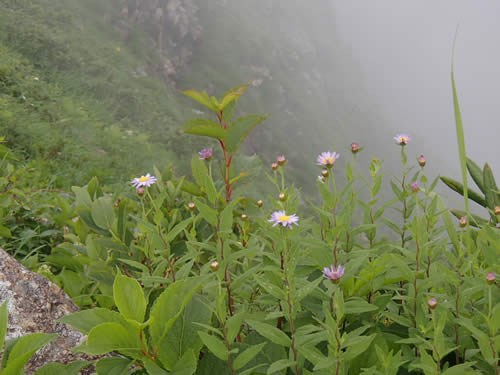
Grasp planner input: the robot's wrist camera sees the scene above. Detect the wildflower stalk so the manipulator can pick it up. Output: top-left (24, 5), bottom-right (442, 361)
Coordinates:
top-left (400, 146), bottom-right (409, 248)
top-left (431, 308), bottom-right (441, 374)
top-left (282, 233), bottom-right (299, 375)
top-left (487, 284), bottom-right (499, 375)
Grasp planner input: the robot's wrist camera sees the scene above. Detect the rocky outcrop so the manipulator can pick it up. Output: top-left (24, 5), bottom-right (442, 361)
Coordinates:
top-left (118, 0), bottom-right (202, 83)
top-left (0, 249), bottom-right (94, 374)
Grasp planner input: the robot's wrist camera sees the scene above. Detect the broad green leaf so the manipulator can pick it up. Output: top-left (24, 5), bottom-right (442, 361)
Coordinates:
top-left (225, 114), bottom-right (269, 154)
top-left (184, 118), bottom-right (226, 140)
top-left (191, 156), bottom-right (208, 189)
top-left (35, 360), bottom-right (92, 375)
top-left (233, 343), bottom-right (267, 370)
top-left (143, 358), bottom-right (170, 375)
top-left (150, 278), bottom-right (203, 355)
top-left (0, 226), bottom-right (12, 238)
top-left (113, 274), bottom-right (146, 322)
top-left (91, 197), bottom-right (114, 230)
top-left (156, 295), bottom-right (211, 369)
top-left (170, 350), bottom-right (198, 375)
top-left (72, 186), bottom-right (92, 208)
top-left (96, 357), bottom-right (133, 375)
top-left (198, 332), bottom-right (227, 361)
top-left (181, 90), bottom-right (219, 112)
top-left (2, 333), bottom-right (57, 375)
top-left (80, 322), bottom-right (141, 355)
top-left (58, 308), bottom-right (126, 334)
top-left (219, 84), bottom-right (249, 111)
top-left (246, 320), bottom-right (291, 347)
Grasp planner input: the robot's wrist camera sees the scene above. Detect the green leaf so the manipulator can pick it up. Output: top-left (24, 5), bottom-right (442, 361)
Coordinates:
top-left (80, 322), bottom-right (141, 355)
top-left (225, 114), bottom-right (269, 154)
top-left (451, 62), bottom-right (469, 216)
top-left (344, 299), bottom-right (378, 314)
top-left (219, 204), bottom-right (233, 234)
top-left (193, 199), bottom-right (217, 226)
top-left (483, 163), bottom-right (499, 211)
top-left (204, 174), bottom-right (217, 205)
top-left (439, 176), bottom-right (486, 207)
top-left (219, 84), bottom-right (249, 111)
top-left (198, 332), bottom-right (227, 361)
top-left (170, 350), bottom-right (198, 375)
top-left (440, 363), bottom-right (477, 375)
top-left (183, 118), bottom-right (227, 140)
top-left (143, 358), bottom-right (170, 375)
top-left (150, 278), bottom-right (203, 357)
top-left (58, 308), bottom-right (126, 334)
top-left (96, 357), bottom-right (134, 375)
top-left (72, 186), bottom-right (92, 208)
top-left (35, 360), bottom-right (92, 375)
top-left (156, 295), bottom-right (211, 370)
top-left (233, 343), bottom-right (267, 370)
top-left (113, 274), bottom-right (146, 322)
top-left (91, 197), bottom-right (115, 230)
top-left (2, 333), bottom-right (57, 375)
top-left (343, 334), bottom-right (376, 361)
top-left (181, 90), bottom-right (219, 112)
top-left (246, 320), bottom-right (291, 347)
top-left (0, 226), bottom-right (12, 238)
top-left (466, 157), bottom-right (485, 193)
top-left (226, 312), bottom-right (246, 344)
top-left (267, 359), bottom-right (295, 374)
top-left (165, 217), bottom-right (194, 243)
top-left (0, 300), bottom-right (8, 352)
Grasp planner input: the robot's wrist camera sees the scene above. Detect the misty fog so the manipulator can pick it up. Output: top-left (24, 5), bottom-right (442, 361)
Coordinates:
top-left (331, 1), bottom-right (499, 180)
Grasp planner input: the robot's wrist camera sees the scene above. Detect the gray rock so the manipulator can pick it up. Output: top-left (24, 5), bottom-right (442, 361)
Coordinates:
top-left (0, 249), bottom-right (96, 374)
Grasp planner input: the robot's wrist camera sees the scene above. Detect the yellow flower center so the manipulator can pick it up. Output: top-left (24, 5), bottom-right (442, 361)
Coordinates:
top-left (139, 176), bottom-right (149, 182)
top-left (326, 157), bottom-right (334, 164)
top-left (278, 215), bottom-right (290, 222)
top-left (400, 137), bottom-right (408, 143)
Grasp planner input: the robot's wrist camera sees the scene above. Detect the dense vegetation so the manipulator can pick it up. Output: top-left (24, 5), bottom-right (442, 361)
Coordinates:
top-left (0, 1), bottom-right (498, 374)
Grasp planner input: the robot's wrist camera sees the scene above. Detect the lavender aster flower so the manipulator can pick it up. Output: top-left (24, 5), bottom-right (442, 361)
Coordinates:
top-left (323, 264), bottom-right (345, 283)
top-left (268, 210), bottom-right (299, 229)
top-left (487, 272), bottom-right (496, 285)
top-left (131, 173), bottom-right (157, 188)
top-left (394, 134), bottom-right (411, 146)
top-left (198, 148), bottom-right (213, 161)
top-left (277, 155), bottom-right (286, 166)
top-left (317, 151), bottom-right (339, 168)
